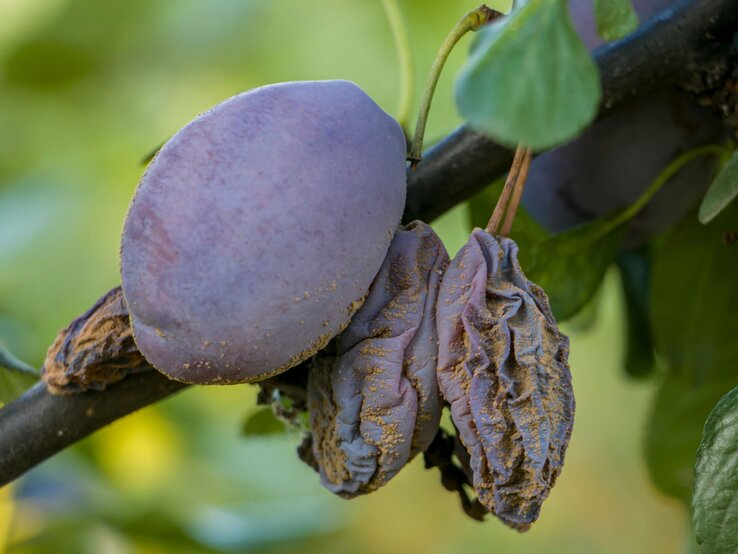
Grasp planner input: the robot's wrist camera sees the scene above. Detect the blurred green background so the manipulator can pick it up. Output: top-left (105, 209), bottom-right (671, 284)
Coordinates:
top-left (0, 0), bottom-right (688, 552)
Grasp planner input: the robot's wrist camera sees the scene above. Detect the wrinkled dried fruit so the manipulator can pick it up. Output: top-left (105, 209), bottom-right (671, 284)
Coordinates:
top-left (42, 287), bottom-right (151, 395)
top-left (436, 229), bottom-right (574, 529)
top-left (308, 221), bottom-right (449, 497)
top-left (120, 80), bottom-right (406, 385)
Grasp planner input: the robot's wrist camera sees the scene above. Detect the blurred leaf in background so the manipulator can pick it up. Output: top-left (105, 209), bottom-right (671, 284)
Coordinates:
top-left (242, 408), bottom-right (287, 437)
top-left (699, 147), bottom-right (738, 224)
top-left (616, 246), bottom-right (655, 379)
top-left (0, 345), bottom-right (38, 406)
top-left (592, 0), bottom-right (638, 42)
top-left (645, 201), bottom-right (738, 503)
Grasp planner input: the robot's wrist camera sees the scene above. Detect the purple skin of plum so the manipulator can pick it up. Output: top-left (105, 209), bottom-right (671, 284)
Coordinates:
top-left (522, 1), bottom-right (726, 241)
top-left (436, 229), bottom-right (574, 529)
top-left (120, 80), bottom-right (407, 384)
top-left (308, 221), bottom-right (449, 497)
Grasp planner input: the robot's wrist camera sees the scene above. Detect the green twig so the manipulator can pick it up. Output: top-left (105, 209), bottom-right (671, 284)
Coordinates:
top-left (407, 4), bottom-right (501, 166)
top-left (0, 345), bottom-right (38, 376)
top-left (600, 144), bottom-right (730, 237)
top-left (381, 0), bottom-right (414, 138)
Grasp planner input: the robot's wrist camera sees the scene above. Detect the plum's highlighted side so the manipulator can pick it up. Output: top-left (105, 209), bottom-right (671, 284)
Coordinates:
top-left (308, 222), bottom-right (449, 497)
top-left (120, 80), bottom-right (407, 384)
top-left (436, 229), bottom-right (574, 529)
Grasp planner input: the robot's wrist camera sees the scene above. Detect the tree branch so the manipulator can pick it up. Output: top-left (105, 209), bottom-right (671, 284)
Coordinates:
top-left (1, 0), bottom-right (736, 487)
top-left (0, 372), bottom-right (186, 485)
top-left (402, 0), bottom-right (738, 223)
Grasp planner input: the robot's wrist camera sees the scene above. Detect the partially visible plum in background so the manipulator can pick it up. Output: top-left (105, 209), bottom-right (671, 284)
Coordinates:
top-left (120, 80), bottom-right (407, 384)
top-left (522, 0), bottom-right (726, 241)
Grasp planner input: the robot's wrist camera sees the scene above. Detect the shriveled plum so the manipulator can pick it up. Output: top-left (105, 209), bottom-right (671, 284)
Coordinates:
top-left (308, 222), bottom-right (448, 496)
top-left (436, 229), bottom-right (574, 529)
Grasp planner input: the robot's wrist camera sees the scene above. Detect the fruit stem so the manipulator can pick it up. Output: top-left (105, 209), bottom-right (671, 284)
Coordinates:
top-left (486, 145), bottom-right (531, 236)
top-left (381, 0), bottom-right (414, 139)
top-left (500, 148), bottom-right (532, 236)
top-left (407, 4), bottom-right (501, 167)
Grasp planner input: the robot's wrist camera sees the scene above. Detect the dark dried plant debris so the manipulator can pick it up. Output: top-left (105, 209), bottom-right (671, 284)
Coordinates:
top-left (423, 427), bottom-right (488, 522)
top-left (42, 287), bottom-right (151, 395)
top-left (307, 222), bottom-right (449, 497)
top-left (256, 361), bottom-right (309, 408)
top-left (436, 229), bottom-right (575, 530)
top-left (682, 49), bottom-right (738, 133)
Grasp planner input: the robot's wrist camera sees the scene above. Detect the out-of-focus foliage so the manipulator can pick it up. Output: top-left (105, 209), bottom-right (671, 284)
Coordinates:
top-left (592, 0), bottom-right (638, 42)
top-left (0, 346), bottom-right (38, 405)
top-left (0, 0), bottom-right (700, 552)
top-left (616, 247), bottom-right (655, 379)
top-left (243, 408), bottom-right (286, 437)
top-left (699, 147), bottom-right (738, 223)
top-left (645, 201), bottom-right (738, 503)
top-left (651, 202), bottom-right (738, 384)
top-left (644, 376), bottom-right (737, 503)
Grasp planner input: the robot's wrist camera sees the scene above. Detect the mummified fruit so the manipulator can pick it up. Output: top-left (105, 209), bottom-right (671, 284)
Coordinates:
top-left (436, 229), bottom-right (574, 529)
top-left (120, 80), bottom-right (406, 384)
top-left (42, 287), bottom-right (151, 395)
top-left (308, 222), bottom-right (448, 497)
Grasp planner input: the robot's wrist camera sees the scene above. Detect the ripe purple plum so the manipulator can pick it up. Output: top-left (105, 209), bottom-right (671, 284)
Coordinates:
top-left (121, 80), bottom-right (407, 384)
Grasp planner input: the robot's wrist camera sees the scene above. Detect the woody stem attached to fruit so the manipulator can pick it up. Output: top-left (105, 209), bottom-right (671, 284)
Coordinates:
top-left (486, 145), bottom-right (532, 236)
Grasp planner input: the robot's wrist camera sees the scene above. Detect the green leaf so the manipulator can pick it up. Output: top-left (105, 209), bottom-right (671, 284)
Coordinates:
top-left (455, 0), bottom-right (601, 150)
top-left (616, 247), bottom-right (655, 379)
top-left (242, 407), bottom-right (286, 437)
top-left (651, 202), bottom-right (738, 383)
top-left (645, 197), bottom-right (738, 503)
top-left (563, 292), bottom-right (601, 333)
top-left (4, 38), bottom-right (98, 91)
top-left (699, 148), bottom-right (738, 224)
top-left (593, 0), bottom-right (639, 42)
top-left (140, 140), bottom-right (166, 166)
top-left (0, 344), bottom-right (39, 405)
top-left (694, 386), bottom-right (738, 553)
top-left (527, 145), bottom-right (726, 321)
top-left (525, 216), bottom-right (625, 320)
top-left (645, 376), bottom-right (738, 503)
